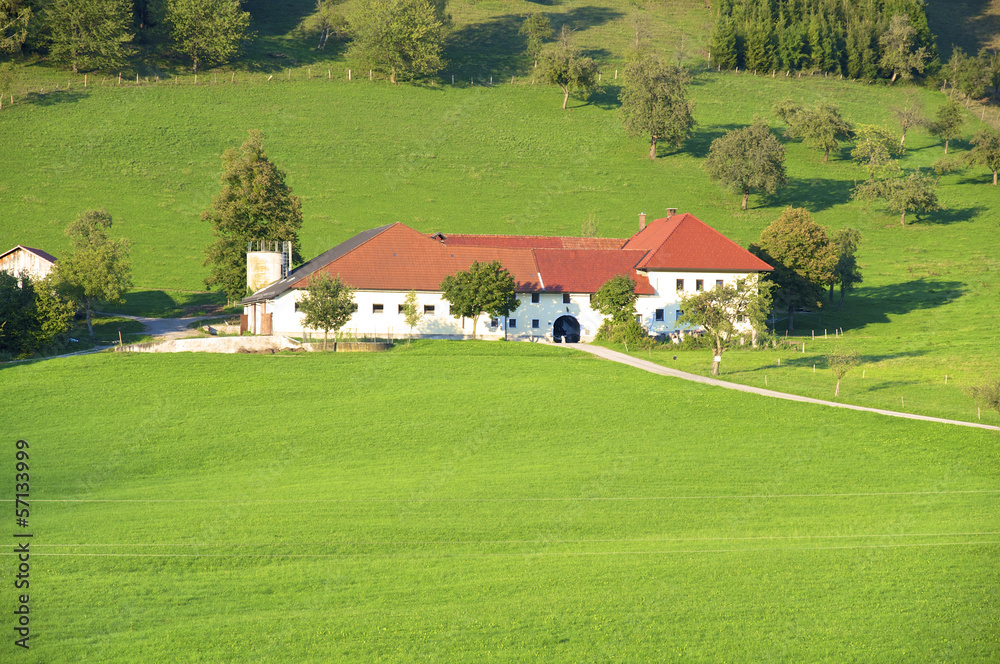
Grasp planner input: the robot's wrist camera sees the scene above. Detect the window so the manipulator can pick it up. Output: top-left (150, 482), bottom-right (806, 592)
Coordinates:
top-left (423, 305), bottom-right (435, 315)
top-left (563, 293), bottom-right (571, 304)
top-left (531, 319), bottom-right (540, 329)
top-left (716, 279), bottom-right (724, 288)
top-left (373, 303), bottom-right (384, 314)
top-left (675, 310), bottom-right (682, 319)
top-left (509, 319), bottom-right (517, 329)
top-left (636, 314), bottom-right (643, 325)
top-left (531, 293), bottom-right (540, 303)
top-left (294, 302), bottom-right (301, 312)
top-left (696, 279), bottom-right (704, 291)
top-left (589, 293), bottom-right (595, 303)
top-left (398, 304), bottom-right (406, 314)
top-left (490, 318), bottom-right (499, 328)
top-left (676, 279), bottom-right (684, 291)
top-left (655, 309), bottom-right (664, 322)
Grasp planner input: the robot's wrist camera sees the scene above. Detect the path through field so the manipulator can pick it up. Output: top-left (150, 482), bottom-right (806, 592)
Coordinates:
top-left (562, 342), bottom-right (1000, 431)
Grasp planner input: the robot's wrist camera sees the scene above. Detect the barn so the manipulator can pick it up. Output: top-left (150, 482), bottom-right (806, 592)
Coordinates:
top-left (240, 210), bottom-right (773, 342)
top-left (0, 245), bottom-right (57, 281)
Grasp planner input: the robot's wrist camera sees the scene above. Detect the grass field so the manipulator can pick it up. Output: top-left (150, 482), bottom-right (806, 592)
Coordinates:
top-left (2, 343), bottom-right (998, 661)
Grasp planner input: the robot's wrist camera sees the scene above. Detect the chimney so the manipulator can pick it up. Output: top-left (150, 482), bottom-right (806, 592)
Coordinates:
top-left (639, 212), bottom-right (646, 230)
top-left (665, 208), bottom-right (678, 219)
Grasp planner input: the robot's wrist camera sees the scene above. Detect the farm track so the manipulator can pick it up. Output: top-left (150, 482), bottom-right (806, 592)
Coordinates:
top-left (564, 342), bottom-right (1000, 431)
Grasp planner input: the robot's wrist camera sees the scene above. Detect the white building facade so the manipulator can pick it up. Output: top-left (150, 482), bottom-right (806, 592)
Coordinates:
top-left (241, 212), bottom-right (773, 342)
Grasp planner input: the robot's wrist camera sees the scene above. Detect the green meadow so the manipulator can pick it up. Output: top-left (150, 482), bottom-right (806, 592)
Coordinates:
top-left (2, 344), bottom-right (998, 661)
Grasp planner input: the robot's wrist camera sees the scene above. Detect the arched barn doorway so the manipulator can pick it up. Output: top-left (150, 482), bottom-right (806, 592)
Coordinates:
top-left (553, 315), bottom-right (581, 343)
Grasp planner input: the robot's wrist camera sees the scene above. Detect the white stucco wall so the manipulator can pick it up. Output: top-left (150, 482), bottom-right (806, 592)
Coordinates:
top-left (249, 269), bottom-right (762, 341)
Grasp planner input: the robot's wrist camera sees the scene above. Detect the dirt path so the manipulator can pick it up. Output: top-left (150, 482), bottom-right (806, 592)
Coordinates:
top-left (98, 313), bottom-right (222, 340)
top-left (562, 343), bottom-right (999, 432)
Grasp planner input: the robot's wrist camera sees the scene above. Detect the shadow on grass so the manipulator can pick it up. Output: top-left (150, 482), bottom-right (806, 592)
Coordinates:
top-left (686, 124), bottom-right (743, 158)
top-left (445, 14), bottom-right (527, 80)
top-left (772, 177), bottom-right (855, 213)
top-left (100, 290), bottom-right (228, 318)
top-left (785, 278), bottom-right (965, 334)
top-left (22, 87), bottom-right (92, 108)
top-left (778, 350), bottom-right (929, 371)
top-left (552, 6), bottom-right (625, 34)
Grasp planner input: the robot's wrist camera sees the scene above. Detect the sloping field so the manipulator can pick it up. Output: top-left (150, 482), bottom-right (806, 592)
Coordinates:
top-left (3, 344), bottom-right (998, 660)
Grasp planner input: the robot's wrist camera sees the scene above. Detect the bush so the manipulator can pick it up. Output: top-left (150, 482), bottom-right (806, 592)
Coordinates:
top-left (596, 318), bottom-right (652, 348)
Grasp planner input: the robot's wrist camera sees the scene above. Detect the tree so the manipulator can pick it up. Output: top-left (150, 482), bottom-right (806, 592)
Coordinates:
top-left (618, 55), bottom-right (694, 159)
top-left (538, 29), bottom-right (598, 110)
top-left (45, 0), bottom-right (133, 73)
top-left (166, 0), bottom-right (250, 74)
top-left (781, 102), bottom-right (853, 163)
top-left (348, 0), bottom-right (444, 84)
top-left (853, 171), bottom-right (940, 226)
top-left (299, 0), bottom-right (347, 51)
top-left (966, 127), bottom-right (1000, 185)
top-left (591, 273), bottom-right (645, 347)
top-left (947, 47), bottom-right (988, 101)
top-left (710, 15), bottom-right (737, 69)
top-left (749, 207), bottom-right (836, 331)
top-left (0, 272), bottom-right (42, 358)
top-left (297, 273), bottom-right (355, 350)
top-left (890, 96), bottom-right (925, 148)
top-left (851, 124), bottom-right (903, 181)
top-left (827, 349), bottom-right (860, 397)
top-left (929, 99), bottom-right (964, 154)
top-left (830, 228), bottom-right (862, 310)
top-left (440, 260), bottom-right (520, 339)
top-left (704, 118), bottom-right (787, 211)
top-left (0, 60), bottom-right (19, 110)
top-left (519, 12), bottom-right (552, 69)
top-left (0, 0), bottom-right (31, 54)
top-left (677, 277), bottom-right (774, 376)
top-left (401, 289), bottom-right (422, 345)
top-left (52, 209), bottom-right (132, 338)
top-left (203, 130), bottom-right (304, 303)
top-left (967, 378), bottom-right (1000, 422)
top-left (878, 14), bottom-right (928, 83)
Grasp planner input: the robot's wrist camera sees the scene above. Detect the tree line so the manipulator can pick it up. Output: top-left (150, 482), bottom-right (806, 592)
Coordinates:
top-left (709, 0), bottom-right (936, 81)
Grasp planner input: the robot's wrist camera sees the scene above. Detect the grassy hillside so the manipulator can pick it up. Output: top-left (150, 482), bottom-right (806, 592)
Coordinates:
top-left (3, 344), bottom-right (998, 661)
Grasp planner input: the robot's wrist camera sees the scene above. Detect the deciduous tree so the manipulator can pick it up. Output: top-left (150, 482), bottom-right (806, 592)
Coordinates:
top-left (966, 377), bottom-right (1000, 422)
top-left (890, 96), bottom-right (925, 148)
top-left (878, 14), bottom-right (928, 83)
top-left (348, 0), bottom-right (444, 84)
top-left (0, 60), bottom-right (19, 110)
top-left (704, 118), bottom-right (787, 210)
top-left (851, 124), bottom-right (903, 181)
top-left (779, 101), bottom-right (853, 163)
top-left (853, 171), bottom-right (940, 226)
top-left (827, 348), bottom-right (860, 397)
top-left (930, 98), bottom-right (963, 154)
top-left (591, 273), bottom-right (646, 347)
top-left (203, 130), bottom-right (303, 303)
top-left (440, 260), bottom-right (520, 339)
top-left (966, 127), bottom-right (1000, 185)
top-left (749, 207), bottom-right (836, 331)
top-left (539, 28), bottom-right (598, 110)
top-left (830, 227), bottom-right (862, 310)
top-left (619, 55), bottom-right (694, 159)
top-left (52, 209), bottom-right (132, 338)
top-left (166, 0), bottom-right (250, 74)
top-left (618, 57), bottom-right (694, 159)
top-left (519, 12), bottom-right (551, 69)
top-left (45, 0), bottom-right (133, 73)
top-left (297, 273), bottom-right (355, 350)
top-left (298, 0), bottom-right (347, 51)
top-left (401, 289), bottom-right (422, 344)
top-left (677, 276), bottom-right (773, 375)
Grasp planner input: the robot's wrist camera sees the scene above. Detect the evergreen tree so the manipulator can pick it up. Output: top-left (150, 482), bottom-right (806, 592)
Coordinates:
top-left (744, 20), bottom-right (775, 72)
top-left (710, 16), bottom-right (738, 69)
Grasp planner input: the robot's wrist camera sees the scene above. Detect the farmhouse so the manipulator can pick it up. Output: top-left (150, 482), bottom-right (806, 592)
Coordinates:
top-left (0, 245), bottom-right (56, 281)
top-left (241, 210), bottom-right (772, 341)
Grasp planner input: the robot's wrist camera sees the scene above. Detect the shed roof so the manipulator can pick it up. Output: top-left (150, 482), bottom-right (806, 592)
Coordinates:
top-left (0, 245), bottom-right (57, 264)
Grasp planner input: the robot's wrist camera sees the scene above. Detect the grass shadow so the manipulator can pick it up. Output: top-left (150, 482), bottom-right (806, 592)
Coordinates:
top-left (912, 205), bottom-right (987, 225)
top-left (21, 87), bottom-right (92, 108)
top-left (100, 290), bottom-right (228, 318)
top-left (772, 177), bottom-right (855, 213)
top-left (444, 14), bottom-right (527, 79)
top-left (552, 6), bottom-right (625, 34)
top-left (686, 124), bottom-right (742, 158)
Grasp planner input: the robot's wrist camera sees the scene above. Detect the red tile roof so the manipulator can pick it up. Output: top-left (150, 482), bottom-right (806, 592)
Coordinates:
top-left (246, 213), bottom-right (769, 304)
top-left (291, 223), bottom-right (543, 292)
top-left (533, 249), bottom-right (654, 294)
top-left (439, 234), bottom-right (624, 251)
top-left (623, 214), bottom-right (773, 271)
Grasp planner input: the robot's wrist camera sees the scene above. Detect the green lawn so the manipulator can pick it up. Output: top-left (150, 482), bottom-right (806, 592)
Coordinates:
top-left (2, 344), bottom-right (998, 661)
